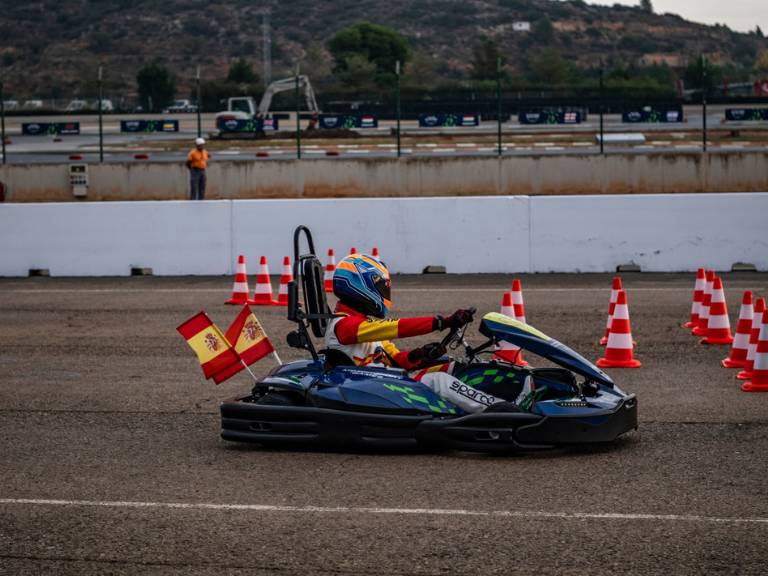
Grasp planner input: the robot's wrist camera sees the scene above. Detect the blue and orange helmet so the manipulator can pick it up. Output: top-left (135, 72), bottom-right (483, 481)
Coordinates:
top-left (333, 254), bottom-right (391, 318)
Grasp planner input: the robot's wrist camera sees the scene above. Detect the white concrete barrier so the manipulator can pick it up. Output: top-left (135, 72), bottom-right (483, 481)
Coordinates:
top-left (529, 193), bottom-right (768, 272)
top-left (1, 194), bottom-right (765, 276)
top-left (0, 201), bottom-right (232, 276)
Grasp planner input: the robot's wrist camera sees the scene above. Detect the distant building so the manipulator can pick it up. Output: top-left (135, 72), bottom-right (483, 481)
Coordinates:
top-left (512, 21), bottom-right (531, 32)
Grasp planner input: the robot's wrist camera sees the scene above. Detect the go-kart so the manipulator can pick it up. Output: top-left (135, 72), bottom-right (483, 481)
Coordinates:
top-left (220, 227), bottom-right (637, 453)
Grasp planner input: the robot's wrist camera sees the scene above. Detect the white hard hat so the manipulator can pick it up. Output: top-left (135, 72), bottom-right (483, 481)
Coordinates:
top-left (195, 137), bottom-right (205, 146)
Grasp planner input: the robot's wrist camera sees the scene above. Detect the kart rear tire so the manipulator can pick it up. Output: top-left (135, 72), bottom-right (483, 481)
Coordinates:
top-left (256, 392), bottom-right (303, 406)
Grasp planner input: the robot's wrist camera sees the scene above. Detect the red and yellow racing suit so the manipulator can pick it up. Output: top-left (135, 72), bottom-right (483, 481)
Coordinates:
top-left (324, 303), bottom-right (436, 369)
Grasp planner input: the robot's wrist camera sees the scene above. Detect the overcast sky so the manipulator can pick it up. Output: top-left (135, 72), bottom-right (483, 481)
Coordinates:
top-left (581, 1), bottom-right (766, 33)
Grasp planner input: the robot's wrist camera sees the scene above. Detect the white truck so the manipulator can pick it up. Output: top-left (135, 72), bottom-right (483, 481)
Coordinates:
top-left (164, 99), bottom-right (198, 113)
top-left (215, 76), bottom-right (319, 128)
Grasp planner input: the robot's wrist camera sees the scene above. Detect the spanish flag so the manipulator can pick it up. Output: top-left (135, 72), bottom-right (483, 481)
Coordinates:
top-left (211, 305), bottom-right (275, 384)
top-left (177, 312), bottom-right (240, 379)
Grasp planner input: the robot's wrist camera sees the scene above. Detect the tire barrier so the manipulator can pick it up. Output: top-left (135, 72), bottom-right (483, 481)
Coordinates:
top-left (121, 120), bottom-right (180, 133)
top-left (622, 108), bottom-right (684, 123)
top-left (0, 181), bottom-right (5, 203)
top-left (22, 122), bottom-right (80, 136)
top-left (418, 113), bottom-right (480, 128)
top-left (725, 109), bottom-right (768, 122)
top-left (518, 110), bottom-right (582, 125)
top-left (319, 114), bottom-right (378, 129)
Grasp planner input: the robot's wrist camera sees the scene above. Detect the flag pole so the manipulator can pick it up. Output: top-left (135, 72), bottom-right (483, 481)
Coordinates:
top-left (272, 351), bottom-right (283, 365)
top-left (241, 360), bottom-right (260, 383)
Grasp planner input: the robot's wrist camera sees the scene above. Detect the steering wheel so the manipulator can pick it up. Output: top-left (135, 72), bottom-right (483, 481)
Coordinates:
top-left (440, 307), bottom-right (477, 350)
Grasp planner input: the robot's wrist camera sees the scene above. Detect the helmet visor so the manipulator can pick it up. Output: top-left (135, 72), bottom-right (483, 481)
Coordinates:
top-left (373, 274), bottom-right (391, 302)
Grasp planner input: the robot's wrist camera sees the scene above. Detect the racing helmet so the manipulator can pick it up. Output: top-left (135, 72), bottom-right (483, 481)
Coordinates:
top-left (333, 254), bottom-right (391, 318)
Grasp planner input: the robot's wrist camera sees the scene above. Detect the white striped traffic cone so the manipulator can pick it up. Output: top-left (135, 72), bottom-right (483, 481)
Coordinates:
top-left (600, 277), bottom-right (623, 346)
top-left (722, 291), bottom-right (753, 368)
top-left (742, 310), bottom-right (768, 393)
top-left (225, 255), bottom-right (253, 305)
top-left (275, 256), bottom-right (293, 307)
top-left (738, 297), bottom-right (765, 381)
top-left (693, 270), bottom-right (716, 336)
top-left (683, 268), bottom-right (706, 329)
top-left (252, 256), bottom-right (277, 306)
top-left (324, 249), bottom-right (336, 293)
top-left (511, 279), bottom-right (527, 323)
top-left (596, 290), bottom-right (641, 368)
top-left (494, 291), bottom-right (528, 366)
top-left (371, 246), bottom-right (380, 261)
top-left (701, 277), bottom-right (734, 345)
top-left (349, 247), bottom-right (358, 256)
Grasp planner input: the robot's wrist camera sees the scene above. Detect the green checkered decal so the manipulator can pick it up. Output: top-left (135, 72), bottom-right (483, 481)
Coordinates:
top-left (383, 383), bottom-right (457, 414)
top-left (458, 368), bottom-right (521, 388)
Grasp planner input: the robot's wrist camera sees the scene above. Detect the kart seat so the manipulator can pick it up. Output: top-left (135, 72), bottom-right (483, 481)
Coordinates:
top-left (318, 348), bottom-right (355, 369)
top-left (299, 253), bottom-right (332, 338)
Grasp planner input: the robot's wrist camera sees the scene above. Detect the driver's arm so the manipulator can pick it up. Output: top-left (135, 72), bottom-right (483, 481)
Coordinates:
top-left (334, 316), bottom-right (436, 345)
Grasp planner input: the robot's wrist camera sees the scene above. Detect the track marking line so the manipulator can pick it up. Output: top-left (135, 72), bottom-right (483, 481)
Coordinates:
top-left (0, 498), bottom-right (765, 525)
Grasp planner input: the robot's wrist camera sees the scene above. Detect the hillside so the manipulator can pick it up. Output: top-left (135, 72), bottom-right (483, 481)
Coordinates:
top-left (1, 0), bottom-right (766, 99)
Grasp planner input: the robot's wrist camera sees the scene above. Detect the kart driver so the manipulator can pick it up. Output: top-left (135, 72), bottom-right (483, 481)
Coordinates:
top-left (325, 254), bottom-right (529, 413)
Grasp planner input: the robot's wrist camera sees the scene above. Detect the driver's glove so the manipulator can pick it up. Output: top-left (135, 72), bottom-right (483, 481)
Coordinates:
top-left (434, 309), bottom-right (475, 331)
top-left (408, 342), bottom-right (447, 364)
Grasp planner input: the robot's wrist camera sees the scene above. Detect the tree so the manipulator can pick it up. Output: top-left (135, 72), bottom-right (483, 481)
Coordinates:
top-left (227, 59), bottom-right (258, 84)
top-left (755, 50), bottom-right (768, 76)
top-left (684, 56), bottom-right (723, 91)
top-left (471, 38), bottom-right (505, 81)
top-left (756, 26), bottom-right (764, 38)
top-left (301, 42), bottom-right (333, 85)
top-left (328, 22), bottom-right (410, 86)
top-left (136, 61), bottom-right (175, 112)
top-left (335, 54), bottom-right (378, 93)
top-left (528, 47), bottom-right (572, 85)
top-left (639, 0), bottom-right (653, 14)
top-left (531, 16), bottom-right (555, 45)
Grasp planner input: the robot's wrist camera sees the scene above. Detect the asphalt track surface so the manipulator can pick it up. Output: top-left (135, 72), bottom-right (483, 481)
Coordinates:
top-left (2, 273), bottom-right (767, 575)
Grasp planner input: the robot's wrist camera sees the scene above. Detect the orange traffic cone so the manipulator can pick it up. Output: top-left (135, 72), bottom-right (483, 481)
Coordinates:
top-left (702, 277), bottom-right (734, 345)
top-left (225, 255), bottom-right (254, 305)
top-left (275, 256), bottom-right (293, 307)
top-left (600, 276), bottom-right (623, 345)
top-left (596, 291), bottom-right (641, 368)
top-left (722, 291), bottom-right (753, 368)
top-left (495, 291), bottom-right (528, 366)
top-left (693, 270), bottom-right (716, 336)
top-left (324, 249), bottom-right (336, 293)
top-left (738, 298), bottom-right (765, 381)
top-left (683, 268), bottom-right (706, 329)
top-left (742, 310), bottom-right (768, 392)
top-left (252, 256), bottom-right (277, 306)
top-left (511, 279), bottom-right (527, 323)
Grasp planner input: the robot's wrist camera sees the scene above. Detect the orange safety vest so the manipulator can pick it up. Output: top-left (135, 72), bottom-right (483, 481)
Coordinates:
top-left (187, 148), bottom-right (209, 170)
